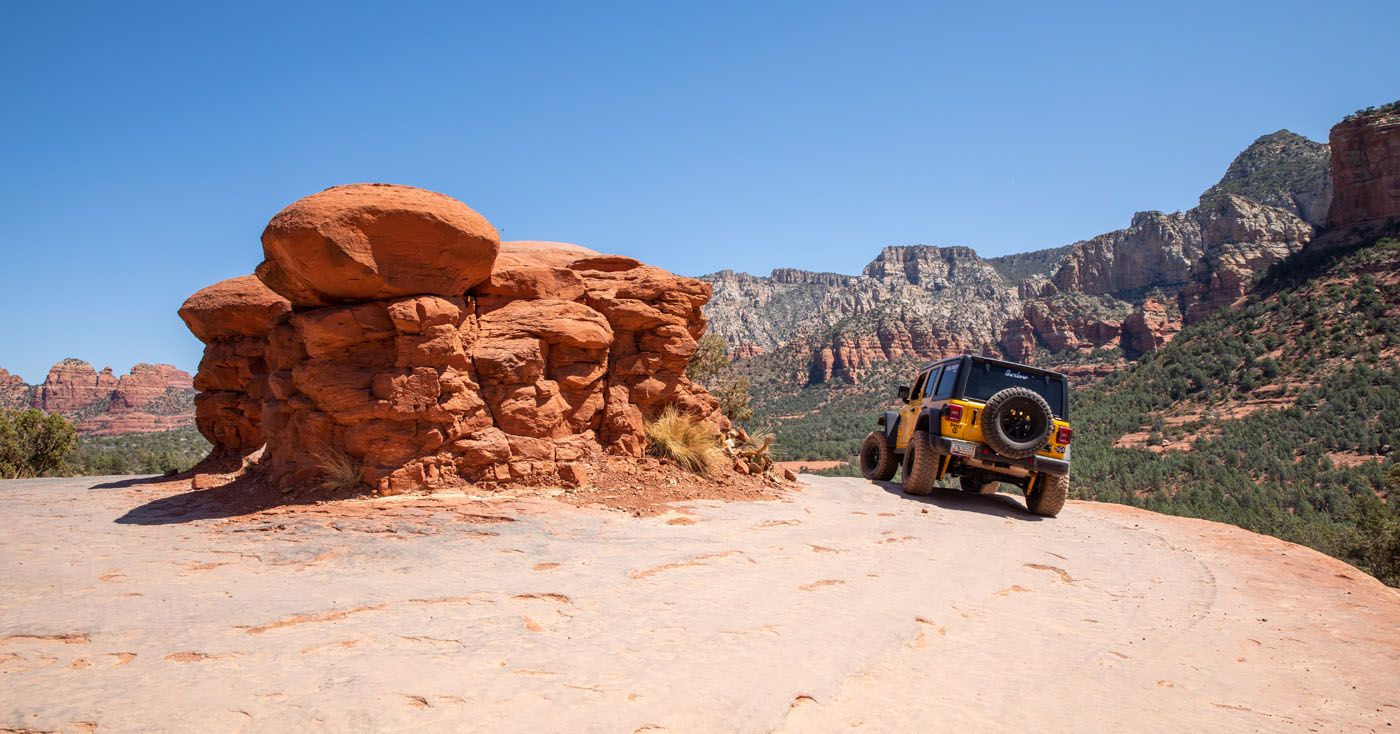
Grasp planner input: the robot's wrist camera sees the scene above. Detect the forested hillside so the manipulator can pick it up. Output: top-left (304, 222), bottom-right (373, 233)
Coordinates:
top-left (1072, 235), bottom-right (1400, 584)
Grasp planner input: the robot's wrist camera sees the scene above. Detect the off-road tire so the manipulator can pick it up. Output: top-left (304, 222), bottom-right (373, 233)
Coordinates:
top-left (982, 387), bottom-right (1054, 460)
top-left (1026, 473), bottom-right (1069, 517)
top-left (902, 430), bottom-right (938, 496)
top-left (960, 476), bottom-right (999, 494)
top-left (859, 431), bottom-right (899, 481)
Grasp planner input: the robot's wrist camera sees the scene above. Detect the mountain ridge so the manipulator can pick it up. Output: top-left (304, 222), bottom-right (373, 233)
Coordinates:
top-left (0, 359), bottom-right (195, 436)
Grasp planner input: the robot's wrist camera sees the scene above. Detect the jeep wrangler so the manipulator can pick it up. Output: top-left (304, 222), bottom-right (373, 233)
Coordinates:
top-left (858, 355), bottom-right (1072, 517)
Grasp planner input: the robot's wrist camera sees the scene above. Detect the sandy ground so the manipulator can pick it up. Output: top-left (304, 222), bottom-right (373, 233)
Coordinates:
top-left (2, 475), bottom-right (1397, 733)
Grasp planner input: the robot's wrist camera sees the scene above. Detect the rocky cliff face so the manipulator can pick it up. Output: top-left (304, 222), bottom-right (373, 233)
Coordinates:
top-left (1327, 103), bottom-right (1400, 230)
top-left (0, 360), bottom-right (197, 435)
top-left (706, 245), bottom-right (1021, 385)
top-left (704, 129), bottom-right (1327, 384)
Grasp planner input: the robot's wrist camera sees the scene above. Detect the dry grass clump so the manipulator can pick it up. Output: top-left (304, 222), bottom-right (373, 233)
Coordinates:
top-left (644, 406), bottom-right (723, 476)
top-left (313, 447), bottom-right (364, 492)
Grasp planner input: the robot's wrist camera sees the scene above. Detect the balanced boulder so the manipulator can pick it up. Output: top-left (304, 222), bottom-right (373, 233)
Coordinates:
top-left (257, 183), bottom-right (500, 307)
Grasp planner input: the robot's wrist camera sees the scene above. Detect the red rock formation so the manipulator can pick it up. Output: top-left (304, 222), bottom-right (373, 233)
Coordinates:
top-left (179, 275), bottom-right (291, 458)
top-left (33, 359), bottom-right (119, 416)
top-left (998, 318), bottom-right (1037, 364)
top-left (1021, 300), bottom-right (1122, 355)
top-left (185, 188), bottom-right (728, 495)
top-left (0, 368), bottom-right (30, 410)
top-left (1327, 106), bottom-right (1400, 230)
top-left (109, 364), bottom-right (194, 410)
top-left (1121, 296), bottom-right (1182, 356)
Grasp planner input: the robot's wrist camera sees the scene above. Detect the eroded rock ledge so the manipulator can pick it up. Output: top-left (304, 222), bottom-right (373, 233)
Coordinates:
top-left (181, 184), bottom-right (727, 495)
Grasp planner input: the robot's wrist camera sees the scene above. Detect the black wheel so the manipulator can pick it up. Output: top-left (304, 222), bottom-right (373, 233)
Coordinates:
top-left (859, 431), bottom-right (898, 481)
top-left (902, 430), bottom-right (938, 496)
top-left (981, 387), bottom-right (1054, 460)
top-left (1026, 473), bottom-right (1069, 517)
top-left (959, 476), bottom-right (999, 494)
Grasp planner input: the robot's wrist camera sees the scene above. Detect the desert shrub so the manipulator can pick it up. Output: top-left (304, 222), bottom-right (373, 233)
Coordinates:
top-left (0, 408), bottom-right (78, 479)
top-left (714, 375), bottom-right (755, 423)
top-left (687, 333), bottom-right (755, 424)
top-left (644, 406), bottom-right (722, 476)
top-left (686, 333), bottom-right (729, 383)
top-left (314, 447), bottom-right (364, 492)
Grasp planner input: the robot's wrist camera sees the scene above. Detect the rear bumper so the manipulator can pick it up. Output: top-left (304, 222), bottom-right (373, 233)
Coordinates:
top-left (929, 436), bottom-right (1070, 476)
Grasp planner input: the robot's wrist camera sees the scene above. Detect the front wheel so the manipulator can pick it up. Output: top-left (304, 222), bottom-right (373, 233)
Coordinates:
top-left (1026, 473), bottom-right (1069, 517)
top-left (859, 432), bottom-right (898, 481)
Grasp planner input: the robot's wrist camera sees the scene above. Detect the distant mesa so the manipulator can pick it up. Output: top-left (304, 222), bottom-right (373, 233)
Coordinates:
top-left (182, 183), bottom-right (730, 495)
top-left (0, 360), bottom-right (195, 436)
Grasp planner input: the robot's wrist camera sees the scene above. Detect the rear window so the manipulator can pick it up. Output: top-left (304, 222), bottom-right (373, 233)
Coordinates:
top-left (963, 362), bottom-right (1067, 419)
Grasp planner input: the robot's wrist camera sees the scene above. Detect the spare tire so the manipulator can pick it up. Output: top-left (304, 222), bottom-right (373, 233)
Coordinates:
top-left (981, 387), bottom-right (1054, 459)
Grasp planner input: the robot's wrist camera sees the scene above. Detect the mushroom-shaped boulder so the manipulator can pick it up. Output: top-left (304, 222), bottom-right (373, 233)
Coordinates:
top-left (257, 183), bottom-right (500, 307)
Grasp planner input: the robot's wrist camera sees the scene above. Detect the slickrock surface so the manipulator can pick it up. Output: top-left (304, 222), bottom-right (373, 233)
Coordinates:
top-left (2, 475), bottom-right (1396, 733)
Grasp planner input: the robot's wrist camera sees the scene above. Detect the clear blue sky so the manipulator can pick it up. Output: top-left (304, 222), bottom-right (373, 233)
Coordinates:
top-left (2, 0), bottom-right (1397, 382)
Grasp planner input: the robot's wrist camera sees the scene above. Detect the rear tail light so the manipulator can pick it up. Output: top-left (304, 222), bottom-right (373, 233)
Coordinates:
top-left (1056, 426), bottom-right (1073, 445)
top-left (943, 404), bottom-right (964, 422)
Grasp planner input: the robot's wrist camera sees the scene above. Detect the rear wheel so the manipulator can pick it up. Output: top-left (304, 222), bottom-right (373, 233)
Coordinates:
top-left (859, 432), bottom-right (898, 481)
top-left (902, 430), bottom-right (938, 496)
top-left (1026, 473), bottom-right (1069, 517)
top-left (959, 476), bottom-right (999, 494)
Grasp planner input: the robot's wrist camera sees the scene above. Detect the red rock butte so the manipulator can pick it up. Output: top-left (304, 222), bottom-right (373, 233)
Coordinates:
top-left (181, 183), bottom-right (727, 494)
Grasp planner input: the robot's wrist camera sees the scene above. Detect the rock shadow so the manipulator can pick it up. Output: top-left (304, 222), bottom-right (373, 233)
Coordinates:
top-left (114, 472), bottom-right (318, 526)
top-left (872, 480), bottom-right (1045, 521)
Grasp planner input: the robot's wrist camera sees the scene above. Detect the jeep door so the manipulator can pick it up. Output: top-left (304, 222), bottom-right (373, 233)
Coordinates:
top-left (895, 367), bottom-right (933, 449)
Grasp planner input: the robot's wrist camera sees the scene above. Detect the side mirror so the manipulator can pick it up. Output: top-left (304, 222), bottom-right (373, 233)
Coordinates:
top-left (897, 386), bottom-right (910, 401)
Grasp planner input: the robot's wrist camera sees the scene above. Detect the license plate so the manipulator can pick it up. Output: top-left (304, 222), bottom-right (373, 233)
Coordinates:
top-left (949, 441), bottom-right (975, 457)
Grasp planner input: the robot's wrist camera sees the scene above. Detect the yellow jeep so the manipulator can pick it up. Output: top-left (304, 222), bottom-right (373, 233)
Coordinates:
top-left (859, 355), bottom-right (1072, 517)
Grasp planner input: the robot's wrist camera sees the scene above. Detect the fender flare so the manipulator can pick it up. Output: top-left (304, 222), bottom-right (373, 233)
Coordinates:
top-left (876, 411), bottom-right (901, 446)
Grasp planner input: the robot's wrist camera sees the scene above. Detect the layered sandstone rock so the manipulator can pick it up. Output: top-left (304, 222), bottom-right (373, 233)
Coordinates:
top-left (184, 188), bottom-right (727, 495)
top-left (1327, 105), bottom-right (1400, 230)
top-left (179, 275), bottom-right (291, 457)
top-left (4, 360), bottom-right (197, 435)
top-left (1179, 195), bottom-right (1313, 323)
top-left (109, 364), bottom-right (195, 411)
top-left (1121, 296), bottom-right (1182, 357)
top-left (33, 359), bottom-right (119, 415)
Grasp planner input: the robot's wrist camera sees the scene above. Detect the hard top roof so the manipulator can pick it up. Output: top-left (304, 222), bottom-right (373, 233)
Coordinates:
top-left (919, 353), bottom-right (1068, 381)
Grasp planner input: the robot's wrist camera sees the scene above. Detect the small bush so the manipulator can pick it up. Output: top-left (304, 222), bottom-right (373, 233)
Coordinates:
top-left (644, 406), bottom-right (722, 476)
top-left (0, 408), bottom-right (77, 479)
top-left (313, 447), bottom-right (363, 492)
